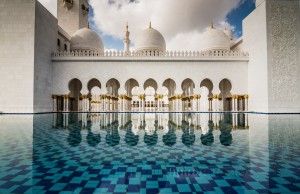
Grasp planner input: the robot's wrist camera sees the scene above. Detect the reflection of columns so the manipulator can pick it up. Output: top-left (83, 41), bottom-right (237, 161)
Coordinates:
top-left (63, 113), bottom-right (69, 128)
top-left (52, 95), bottom-right (57, 112)
top-left (245, 114), bottom-right (249, 129)
top-left (232, 113), bottom-right (238, 129)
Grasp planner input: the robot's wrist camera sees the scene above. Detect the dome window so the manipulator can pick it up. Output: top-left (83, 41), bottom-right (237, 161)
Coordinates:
top-left (82, 4), bottom-right (89, 15)
top-left (63, 0), bottom-right (73, 10)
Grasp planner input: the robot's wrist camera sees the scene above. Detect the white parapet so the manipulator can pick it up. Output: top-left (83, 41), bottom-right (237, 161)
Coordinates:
top-left (52, 50), bottom-right (249, 62)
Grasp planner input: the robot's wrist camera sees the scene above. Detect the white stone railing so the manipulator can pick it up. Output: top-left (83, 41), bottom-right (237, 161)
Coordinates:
top-left (52, 50), bottom-right (249, 58)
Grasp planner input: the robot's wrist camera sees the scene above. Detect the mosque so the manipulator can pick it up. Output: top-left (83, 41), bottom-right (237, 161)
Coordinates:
top-left (0, 0), bottom-right (299, 113)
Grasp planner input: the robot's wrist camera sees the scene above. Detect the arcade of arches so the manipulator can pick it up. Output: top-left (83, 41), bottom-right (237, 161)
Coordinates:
top-left (52, 78), bottom-right (249, 112)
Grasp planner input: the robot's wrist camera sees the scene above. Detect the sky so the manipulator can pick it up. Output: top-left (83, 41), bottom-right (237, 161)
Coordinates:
top-left (38, 0), bottom-right (255, 51)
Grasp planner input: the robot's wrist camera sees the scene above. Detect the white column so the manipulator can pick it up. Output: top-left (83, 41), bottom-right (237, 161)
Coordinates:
top-left (52, 95), bottom-right (57, 112)
top-left (231, 95), bottom-right (235, 112)
top-left (244, 95), bottom-right (249, 112)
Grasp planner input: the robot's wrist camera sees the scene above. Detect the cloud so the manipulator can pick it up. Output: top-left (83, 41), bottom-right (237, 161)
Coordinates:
top-left (37, 0), bottom-right (242, 50)
top-left (38, 0), bottom-right (57, 16)
top-left (90, 0), bottom-right (241, 50)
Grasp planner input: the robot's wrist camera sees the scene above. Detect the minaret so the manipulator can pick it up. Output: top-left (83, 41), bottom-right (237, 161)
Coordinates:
top-left (57, 0), bottom-right (89, 36)
top-left (123, 22), bottom-right (131, 52)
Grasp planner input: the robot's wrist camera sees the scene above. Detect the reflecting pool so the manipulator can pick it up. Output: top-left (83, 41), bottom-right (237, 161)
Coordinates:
top-left (0, 113), bottom-right (300, 193)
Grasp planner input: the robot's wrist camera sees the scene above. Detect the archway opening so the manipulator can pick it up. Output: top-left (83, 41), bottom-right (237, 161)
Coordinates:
top-left (200, 79), bottom-right (213, 111)
top-left (181, 78), bottom-right (195, 111)
top-left (163, 78), bottom-right (176, 110)
top-left (106, 78), bottom-right (120, 97)
top-left (144, 79), bottom-right (158, 109)
top-left (219, 79), bottom-right (232, 111)
top-left (68, 78), bottom-right (82, 111)
top-left (125, 79), bottom-right (139, 109)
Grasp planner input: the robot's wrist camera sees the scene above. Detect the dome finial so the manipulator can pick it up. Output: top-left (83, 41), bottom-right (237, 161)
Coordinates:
top-left (86, 21), bottom-right (90, 29)
top-left (210, 20), bottom-right (214, 29)
top-left (149, 21), bottom-right (152, 28)
top-left (125, 22), bottom-right (129, 32)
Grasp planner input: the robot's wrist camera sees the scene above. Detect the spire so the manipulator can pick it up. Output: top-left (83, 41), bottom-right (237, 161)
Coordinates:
top-left (149, 21), bottom-right (152, 28)
top-left (124, 22), bottom-right (131, 53)
top-left (86, 21), bottom-right (90, 29)
top-left (210, 20), bottom-right (214, 29)
top-left (125, 22), bottom-right (129, 32)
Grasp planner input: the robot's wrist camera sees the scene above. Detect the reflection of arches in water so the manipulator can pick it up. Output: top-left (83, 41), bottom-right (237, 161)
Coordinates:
top-left (106, 124), bottom-right (120, 146)
top-left (144, 132), bottom-right (158, 147)
top-left (163, 123), bottom-right (177, 147)
top-left (201, 121), bottom-right (214, 146)
top-left (181, 121), bottom-right (195, 146)
top-left (125, 123), bottom-right (139, 147)
top-left (67, 125), bottom-right (82, 147)
top-left (87, 130), bottom-right (101, 147)
top-left (219, 120), bottom-right (233, 146)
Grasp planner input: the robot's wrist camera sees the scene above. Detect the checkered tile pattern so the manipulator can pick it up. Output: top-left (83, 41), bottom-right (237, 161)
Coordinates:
top-left (0, 113), bottom-right (299, 193)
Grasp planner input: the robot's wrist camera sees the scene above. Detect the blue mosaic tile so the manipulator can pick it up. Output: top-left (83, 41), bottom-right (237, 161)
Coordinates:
top-left (0, 113), bottom-right (300, 193)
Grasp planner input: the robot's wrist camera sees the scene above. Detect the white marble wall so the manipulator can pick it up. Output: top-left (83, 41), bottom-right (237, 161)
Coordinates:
top-left (52, 60), bottom-right (248, 97)
top-left (34, 1), bottom-right (58, 112)
top-left (266, 0), bottom-right (300, 112)
top-left (243, 1), bottom-right (269, 112)
top-left (244, 0), bottom-right (300, 112)
top-left (0, 0), bottom-right (35, 113)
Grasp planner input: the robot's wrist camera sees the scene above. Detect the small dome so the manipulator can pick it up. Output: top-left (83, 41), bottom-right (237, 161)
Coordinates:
top-left (200, 27), bottom-right (230, 51)
top-left (135, 24), bottom-right (166, 52)
top-left (70, 28), bottom-right (104, 52)
top-left (224, 28), bottom-right (233, 40)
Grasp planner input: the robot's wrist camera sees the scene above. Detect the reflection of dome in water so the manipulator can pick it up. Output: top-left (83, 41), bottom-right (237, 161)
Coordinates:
top-left (181, 123), bottom-right (195, 147)
top-left (125, 127), bottom-right (139, 147)
top-left (219, 121), bottom-right (233, 146)
top-left (68, 128), bottom-right (82, 147)
top-left (106, 127), bottom-right (120, 147)
top-left (87, 130), bottom-right (101, 147)
top-left (144, 132), bottom-right (158, 147)
top-left (163, 126), bottom-right (176, 147)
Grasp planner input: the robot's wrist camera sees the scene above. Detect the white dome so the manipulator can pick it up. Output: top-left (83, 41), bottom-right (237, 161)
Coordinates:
top-left (135, 26), bottom-right (166, 52)
top-left (224, 28), bottom-right (233, 40)
top-left (200, 27), bottom-right (230, 51)
top-left (70, 28), bottom-right (104, 52)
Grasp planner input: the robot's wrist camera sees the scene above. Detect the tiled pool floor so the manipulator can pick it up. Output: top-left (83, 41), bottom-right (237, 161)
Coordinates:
top-left (0, 113), bottom-right (299, 193)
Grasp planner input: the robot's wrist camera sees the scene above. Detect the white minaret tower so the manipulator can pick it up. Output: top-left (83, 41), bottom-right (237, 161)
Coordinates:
top-left (123, 22), bottom-right (131, 53)
top-left (57, 0), bottom-right (89, 36)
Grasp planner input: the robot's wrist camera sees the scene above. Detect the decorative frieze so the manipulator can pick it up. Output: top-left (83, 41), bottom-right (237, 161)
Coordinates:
top-left (52, 50), bottom-right (249, 58)
top-left (270, 3), bottom-right (299, 101)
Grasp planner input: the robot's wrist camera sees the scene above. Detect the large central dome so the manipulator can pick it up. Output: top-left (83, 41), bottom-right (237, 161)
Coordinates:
top-left (135, 24), bottom-right (166, 53)
top-left (70, 27), bottom-right (104, 52)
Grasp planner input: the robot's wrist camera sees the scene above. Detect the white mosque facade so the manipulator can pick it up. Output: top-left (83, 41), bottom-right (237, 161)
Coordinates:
top-left (0, 0), bottom-right (300, 113)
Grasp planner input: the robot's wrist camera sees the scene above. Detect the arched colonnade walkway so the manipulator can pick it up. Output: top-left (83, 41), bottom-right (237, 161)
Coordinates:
top-left (52, 78), bottom-right (249, 112)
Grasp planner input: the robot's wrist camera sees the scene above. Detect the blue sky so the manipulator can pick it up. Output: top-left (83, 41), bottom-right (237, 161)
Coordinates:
top-left (89, 0), bottom-right (255, 50)
top-left (38, 0), bottom-right (256, 51)
top-left (227, 0), bottom-right (255, 38)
